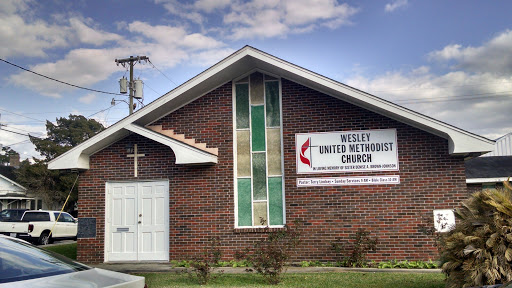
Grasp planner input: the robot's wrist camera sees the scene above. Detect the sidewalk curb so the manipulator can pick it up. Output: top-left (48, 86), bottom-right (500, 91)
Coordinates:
top-left (91, 263), bottom-right (442, 274)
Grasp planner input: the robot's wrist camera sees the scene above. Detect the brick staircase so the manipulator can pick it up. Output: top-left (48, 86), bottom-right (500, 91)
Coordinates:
top-left (147, 125), bottom-right (218, 155)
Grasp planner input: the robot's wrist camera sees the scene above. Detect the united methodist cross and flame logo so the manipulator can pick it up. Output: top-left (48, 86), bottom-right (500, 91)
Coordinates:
top-left (299, 137), bottom-right (312, 167)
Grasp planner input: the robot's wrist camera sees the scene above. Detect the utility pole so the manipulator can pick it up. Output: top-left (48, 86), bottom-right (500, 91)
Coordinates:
top-left (115, 56), bottom-right (149, 114)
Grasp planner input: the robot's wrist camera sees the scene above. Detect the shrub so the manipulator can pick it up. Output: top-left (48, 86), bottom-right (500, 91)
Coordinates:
top-left (331, 228), bottom-right (378, 267)
top-left (238, 219), bottom-right (301, 285)
top-left (187, 237), bottom-right (222, 285)
top-left (441, 179), bottom-right (512, 288)
top-left (377, 259), bottom-right (438, 269)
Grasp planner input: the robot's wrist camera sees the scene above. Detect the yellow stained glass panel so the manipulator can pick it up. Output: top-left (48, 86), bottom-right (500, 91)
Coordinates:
top-left (250, 72), bottom-right (264, 105)
top-left (237, 130), bottom-right (251, 177)
top-left (267, 128), bottom-right (282, 176)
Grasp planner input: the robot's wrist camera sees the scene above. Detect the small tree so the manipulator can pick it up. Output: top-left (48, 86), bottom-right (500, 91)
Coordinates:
top-left (238, 219), bottom-right (301, 285)
top-left (441, 179), bottom-right (512, 288)
top-left (188, 237), bottom-right (222, 285)
top-left (331, 228), bottom-right (377, 267)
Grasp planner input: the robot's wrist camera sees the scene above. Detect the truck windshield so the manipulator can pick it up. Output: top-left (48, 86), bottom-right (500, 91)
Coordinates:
top-left (22, 212), bottom-right (50, 222)
top-left (0, 237), bottom-right (90, 283)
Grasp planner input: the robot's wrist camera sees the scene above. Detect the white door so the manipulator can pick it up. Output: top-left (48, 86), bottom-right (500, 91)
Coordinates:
top-left (106, 181), bottom-right (169, 262)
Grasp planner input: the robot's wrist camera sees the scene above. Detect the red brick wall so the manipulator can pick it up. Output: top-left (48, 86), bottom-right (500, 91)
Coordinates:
top-left (77, 79), bottom-right (468, 264)
top-left (467, 184), bottom-right (482, 195)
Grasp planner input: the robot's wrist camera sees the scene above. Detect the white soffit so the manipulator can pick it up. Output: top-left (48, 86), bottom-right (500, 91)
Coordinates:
top-left (49, 46), bottom-right (493, 171)
top-left (124, 124), bottom-right (217, 164)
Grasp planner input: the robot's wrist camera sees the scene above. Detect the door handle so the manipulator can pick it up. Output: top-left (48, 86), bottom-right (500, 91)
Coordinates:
top-left (138, 221), bottom-right (141, 224)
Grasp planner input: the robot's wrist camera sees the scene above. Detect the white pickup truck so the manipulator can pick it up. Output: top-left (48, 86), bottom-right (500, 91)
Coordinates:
top-left (0, 210), bottom-right (77, 245)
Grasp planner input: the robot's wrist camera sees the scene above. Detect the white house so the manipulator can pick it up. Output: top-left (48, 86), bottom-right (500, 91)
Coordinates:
top-left (0, 174), bottom-right (43, 210)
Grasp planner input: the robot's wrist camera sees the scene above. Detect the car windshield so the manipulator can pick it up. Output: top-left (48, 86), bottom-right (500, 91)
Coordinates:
top-left (0, 237), bottom-right (90, 283)
top-left (0, 210), bottom-right (9, 218)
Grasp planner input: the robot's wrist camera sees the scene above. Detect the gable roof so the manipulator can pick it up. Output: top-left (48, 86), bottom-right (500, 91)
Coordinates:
top-left (0, 174), bottom-right (26, 192)
top-left (482, 132), bottom-right (512, 157)
top-left (49, 46), bottom-right (494, 170)
top-left (466, 156), bottom-right (512, 183)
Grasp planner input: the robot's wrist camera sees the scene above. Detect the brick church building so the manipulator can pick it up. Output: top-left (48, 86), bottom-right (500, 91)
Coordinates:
top-left (49, 46), bottom-right (493, 264)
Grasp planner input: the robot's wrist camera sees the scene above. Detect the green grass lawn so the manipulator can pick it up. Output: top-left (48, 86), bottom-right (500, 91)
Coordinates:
top-left (43, 244), bottom-right (445, 288)
top-left (43, 243), bottom-right (77, 260)
top-left (136, 272), bottom-right (445, 288)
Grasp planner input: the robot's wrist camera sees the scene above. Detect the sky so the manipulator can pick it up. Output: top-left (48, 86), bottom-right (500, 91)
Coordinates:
top-left (1, 0), bottom-right (512, 161)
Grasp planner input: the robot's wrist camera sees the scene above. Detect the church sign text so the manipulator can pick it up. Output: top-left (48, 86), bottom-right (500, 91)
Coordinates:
top-left (296, 129), bottom-right (399, 174)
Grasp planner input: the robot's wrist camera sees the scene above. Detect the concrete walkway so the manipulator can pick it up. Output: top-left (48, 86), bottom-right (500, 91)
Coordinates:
top-left (92, 262), bottom-right (442, 274)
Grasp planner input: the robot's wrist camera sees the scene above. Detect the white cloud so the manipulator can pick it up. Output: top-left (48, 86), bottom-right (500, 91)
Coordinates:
top-left (385, 0), bottom-right (408, 12)
top-left (8, 20), bottom-right (232, 98)
top-left (69, 18), bottom-right (123, 45)
top-left (0, 14), bottom-right (70, 58)
top-left (79, 93), bottom-right (97, 104)
top-left (156, 0), bottom-right (359, 40)
top-left (188, 48), bottom-right (237, 66)
top-left (345, 30), bottom-right (512, 140)
top-left (428, 30), bottom-right (512, 76)
top-left (194, 0), bottom-right (231, 12)
top-left (154, 0), bottom-right (205, 25)
top-left (283, 0), bottom-right (357, 27)
top-left (9, 48), bottom-right (120, 98)
top-left (0, 6), bottom-right (123, 59)
top-left (0, 0), bottom-right (31, 15)
top-left (0, 109), bottom-right (46, 160)
top-left (223, 0), bottom-right (359, 40)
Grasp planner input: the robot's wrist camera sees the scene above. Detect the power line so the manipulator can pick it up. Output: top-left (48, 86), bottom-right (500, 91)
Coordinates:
top-left (144, 82), bottom-right (161, 95)
top-left (368, 79), bottom-right (512, 93)
top-left (393, 92), bottom-right (512, 105)
top-left (148, 60), bottom-right (178, 87)
top-left (392, 90), bottom-right (512, 103)
top-left (0, 125), bottom-right (44, 135)
top-left (0, 127), bottom-right (39, 138)
top-left (3, 140), bottom-right (31, 147)
top-left (87, 103), bottom-right (118, 118)
top-left (0, 108), bottom-right (46, 123)
top-left (0, 58), bottom-right (125, 96)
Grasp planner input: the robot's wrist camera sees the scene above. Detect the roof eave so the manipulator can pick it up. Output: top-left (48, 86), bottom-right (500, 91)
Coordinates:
top-left (48, 46), bottom-right (494, 171)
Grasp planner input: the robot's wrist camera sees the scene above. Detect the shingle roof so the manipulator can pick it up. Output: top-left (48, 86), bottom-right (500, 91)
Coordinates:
top-left (465, 156), bottom-right (512, 180)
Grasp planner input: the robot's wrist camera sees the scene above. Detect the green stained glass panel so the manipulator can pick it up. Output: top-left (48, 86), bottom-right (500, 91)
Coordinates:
top-left (267, 128), bottom-right (282, 176)
top-left (253, 202), bottom-right (268, 226)
top-left (250, 72), bottom-right (264, 105)
top-left (265, 81), bottom-right (280, 127)
top-left (252, 153), bottom-right (267, 200)
top-left (237, 178), bottom-right (252, 226)
top-left (251, 105), bottom-right (265, 151)
top-left (268, 177), bottom-right (283, 225)
top-left (237, 130), bottom-right (251, 177)
top-left (236, 84), bottom-right (249, 129)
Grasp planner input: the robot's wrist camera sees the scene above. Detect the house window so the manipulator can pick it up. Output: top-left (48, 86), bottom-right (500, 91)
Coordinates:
top-left (234, 72), bottom-right (284, 227)
top-left (482, 183), bottom-right (496, 190)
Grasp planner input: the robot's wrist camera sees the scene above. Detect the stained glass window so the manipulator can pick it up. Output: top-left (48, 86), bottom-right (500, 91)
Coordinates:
top-left (234, 72), bottom-right (284, 227)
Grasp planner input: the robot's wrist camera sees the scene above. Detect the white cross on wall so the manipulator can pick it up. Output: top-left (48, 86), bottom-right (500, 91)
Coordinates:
top-left (127, 144), bottom-right (145, 177)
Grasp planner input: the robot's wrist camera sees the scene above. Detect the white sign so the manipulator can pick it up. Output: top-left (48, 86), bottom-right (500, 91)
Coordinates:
top-left (297, 175), bottom-right (400, 187)
top-left (433, 209), bottom-right (455, 232)
top-left (296, 129), bottom-right (399, 174)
